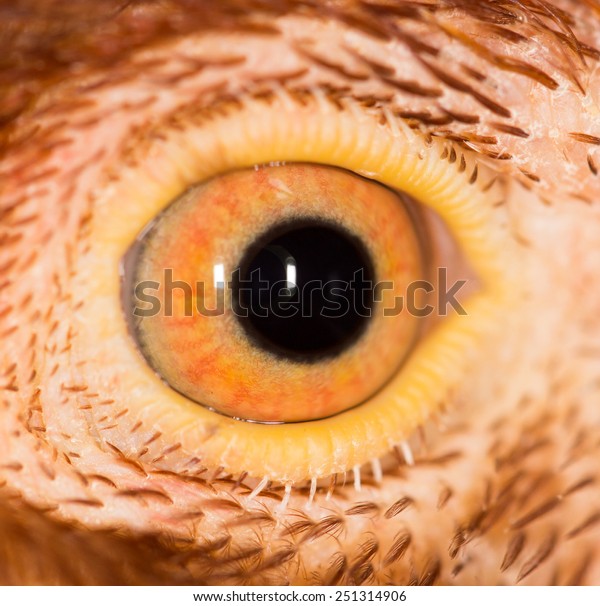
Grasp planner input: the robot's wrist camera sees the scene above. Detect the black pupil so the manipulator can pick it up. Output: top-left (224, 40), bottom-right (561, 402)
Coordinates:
top-left (233, 220), bottom-right (375, 360)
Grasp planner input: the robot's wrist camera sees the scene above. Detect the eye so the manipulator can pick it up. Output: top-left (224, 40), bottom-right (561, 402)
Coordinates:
top-left (80, 89), bottom-right (516, 488)
top-left (124, 163), bottom-right (424, 423)
top-left (4, 0), bottom-right (600, 586)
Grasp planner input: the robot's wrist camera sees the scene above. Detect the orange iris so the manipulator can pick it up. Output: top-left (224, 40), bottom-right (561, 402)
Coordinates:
top-left (129, 163), bottom-right (424, 422)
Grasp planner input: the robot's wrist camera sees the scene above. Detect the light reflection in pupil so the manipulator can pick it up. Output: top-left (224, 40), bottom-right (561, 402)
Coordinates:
top-left (233, 219), bottom-right (376, 360)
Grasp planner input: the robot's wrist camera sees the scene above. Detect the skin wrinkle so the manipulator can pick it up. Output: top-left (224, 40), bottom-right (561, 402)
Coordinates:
top-left (0, 0), bottom-right (599, 585)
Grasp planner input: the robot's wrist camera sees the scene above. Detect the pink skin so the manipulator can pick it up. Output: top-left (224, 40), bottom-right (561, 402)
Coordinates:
top-left (0, 0), bottom-right (599, 585)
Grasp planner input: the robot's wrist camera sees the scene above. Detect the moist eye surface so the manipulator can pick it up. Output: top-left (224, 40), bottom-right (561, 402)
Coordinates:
top-left (125, 163), bottom-right (424, 423)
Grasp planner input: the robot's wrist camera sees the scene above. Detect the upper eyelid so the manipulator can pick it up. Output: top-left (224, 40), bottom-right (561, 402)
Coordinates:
top-left (3, 3), bottom-right (599, 215)
top-left (2, 6), bottom-right (592, 184)
top-left (2, 0), bottom-right (591, 63)
top-left (2, 0), bottom-right (594, 128)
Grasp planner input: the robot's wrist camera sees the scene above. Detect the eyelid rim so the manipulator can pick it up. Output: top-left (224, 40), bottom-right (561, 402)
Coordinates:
top-left (79, 90), bottom-right (518, 484)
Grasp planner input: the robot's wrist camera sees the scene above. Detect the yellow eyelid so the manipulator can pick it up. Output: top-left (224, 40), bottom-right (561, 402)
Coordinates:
top-left (81, 90), bottom-right (518, 484)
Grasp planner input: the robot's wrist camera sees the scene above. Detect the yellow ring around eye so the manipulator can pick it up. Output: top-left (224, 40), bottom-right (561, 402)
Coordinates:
top-left (79, 91), bottom-right (518, 484)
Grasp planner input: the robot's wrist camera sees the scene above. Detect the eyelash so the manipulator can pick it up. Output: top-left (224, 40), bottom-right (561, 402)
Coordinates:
top-left (70, 83), bottom-right (519, 494)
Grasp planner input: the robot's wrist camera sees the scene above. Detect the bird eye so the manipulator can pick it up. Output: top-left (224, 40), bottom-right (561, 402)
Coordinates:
top-left (81, 89), bottom-right (516, 486)
top-left (124, 163), bottom-right (424, 423)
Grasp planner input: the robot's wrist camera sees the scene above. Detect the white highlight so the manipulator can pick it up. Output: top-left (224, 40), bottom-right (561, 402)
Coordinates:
top-left (399, 441), bottom-right (415, 466)
top-left (248, 476), bottom-right (269, 500)
top-left (353, 465), bottom-right (362, 492)
top-left (213, 263), bottom-right (225, 288)
top-left (370, 458), bottom-right (383, 484)
top-left (277, 483), bottom-right (292, 515)
top-left (269, 177), bottom-right (294, 197)
top-left (307, 478), bottom-right (317, 509)
top-left (286, 261), bottom-right (297, 290)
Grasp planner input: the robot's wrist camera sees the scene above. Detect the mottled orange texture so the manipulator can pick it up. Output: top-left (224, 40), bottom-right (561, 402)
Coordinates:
top-left (132, 164), bottom-right (423, 422)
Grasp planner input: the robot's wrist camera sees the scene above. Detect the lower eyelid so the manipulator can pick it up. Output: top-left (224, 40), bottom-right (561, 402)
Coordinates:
top-left (70, 87), bottom-right (519, 485)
